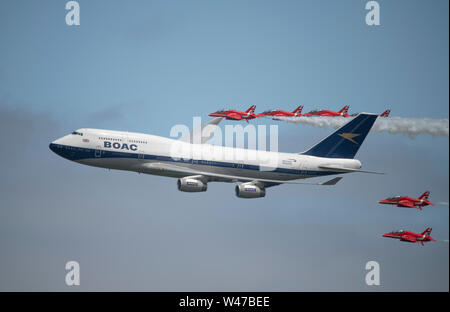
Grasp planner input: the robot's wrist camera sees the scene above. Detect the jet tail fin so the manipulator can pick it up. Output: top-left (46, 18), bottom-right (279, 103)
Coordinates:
top-left (292, 105), bottom-right (303, 115)
top-left (419, 191), bottom-right (430, 200)
top-left (338, 105), bottom-right (349, 114)
top-left (245, 105), bottom-right (256, 114)
top-left (421, 227), bottom-right (432, 236)
top-left (301, 113), bottom-right (378, 159)
top-left (380, 109), bottom-right (391, 117)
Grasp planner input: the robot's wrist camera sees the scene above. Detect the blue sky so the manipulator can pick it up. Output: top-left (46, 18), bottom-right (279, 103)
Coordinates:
top-left (0, 0), bottom-right (448, 291)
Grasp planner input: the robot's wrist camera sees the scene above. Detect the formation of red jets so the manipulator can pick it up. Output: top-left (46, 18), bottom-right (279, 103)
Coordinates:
top-left (209, 105), bottom-right (439, 246)
top-left (209, 105), bottom-right (390, 121)
top-left (379, 191), bottom-right (437, 245)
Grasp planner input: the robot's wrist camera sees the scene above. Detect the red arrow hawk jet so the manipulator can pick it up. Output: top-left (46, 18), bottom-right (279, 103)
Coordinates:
top-left (209, 105), bottom-right (259, 122)
top-left (379, 109), bottom-right (390, 117)
top-left (304, 105), bottom-right (350, 117)
top-left (383, 228), bottom-right (436, 245)
top-left (258, 105), bottom-right (304, 118)
top-left (379, 191), bottom-right (434, 210)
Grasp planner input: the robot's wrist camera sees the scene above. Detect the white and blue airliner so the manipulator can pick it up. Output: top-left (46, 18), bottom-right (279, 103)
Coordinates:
top-left (49, 113), bottom-right (380, 198)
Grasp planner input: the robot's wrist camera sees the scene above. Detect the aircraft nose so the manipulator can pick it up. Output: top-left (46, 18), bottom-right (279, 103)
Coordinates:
top-left (49, 142), bottom-right (58, 154)
top-left (49, 138), bottom-right (65, 157)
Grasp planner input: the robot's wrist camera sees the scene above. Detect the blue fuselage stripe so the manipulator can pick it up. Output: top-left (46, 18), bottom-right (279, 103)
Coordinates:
top-left (49, 143), bottom-right (334, 176)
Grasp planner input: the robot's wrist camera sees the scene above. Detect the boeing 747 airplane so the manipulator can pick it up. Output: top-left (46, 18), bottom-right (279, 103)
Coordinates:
top-left (49, 113), bottom-right (380, 198)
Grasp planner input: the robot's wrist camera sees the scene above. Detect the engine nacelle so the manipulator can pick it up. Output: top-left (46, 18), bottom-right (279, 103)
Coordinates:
top-left (177, 177), bottom-right (207, 192)
top-left (235, 183), bottom-right (266, 198)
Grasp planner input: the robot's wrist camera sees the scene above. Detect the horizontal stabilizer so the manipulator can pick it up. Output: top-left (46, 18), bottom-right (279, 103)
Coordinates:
top-left (319, 165), bottom-right (384, 174)
top-left (319, 166), bottom-right (385, 174)
top-left (320, 177), bottom-right (343, 185)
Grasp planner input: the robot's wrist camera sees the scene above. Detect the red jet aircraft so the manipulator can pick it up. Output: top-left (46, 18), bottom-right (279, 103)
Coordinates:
top-left (258, 105), bottom-right (304, 118)
top-left (383, 228), bottom-right (436, 245)
top-left (379, 109), bottom-right (390, 117)
top-left (379, 191), bottom-right (434, 210)
top-left (303, 105), bottom-right (350, 117)
top-left (209, 105), bottom-right (259, 122)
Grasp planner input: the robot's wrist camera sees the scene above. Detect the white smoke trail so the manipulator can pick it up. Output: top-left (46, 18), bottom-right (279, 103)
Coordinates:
top-left (273, 116), bottom-right (449, 138)
top-left (437, 202), bottom-right (449, 206)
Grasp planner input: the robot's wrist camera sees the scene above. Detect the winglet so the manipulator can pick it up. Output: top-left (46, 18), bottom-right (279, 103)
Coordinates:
top-left (320, 177), bottom-right (343, 185)
top-left (178, 117), bottom-right (223, 144)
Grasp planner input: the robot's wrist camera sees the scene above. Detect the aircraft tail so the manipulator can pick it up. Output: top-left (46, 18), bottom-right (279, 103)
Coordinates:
top-left (338, 105), bottom-right (349, 114)
top-left (419, 191), bottom-right (430, 200)
top-left (245, 105), bottom-right (256, 114)
top-left (380, 109), bottom-right (391, 117)
top-left (301, 113), bottom-right (378, 159)
top-left (292, 105), bottom-right (303, 115)
top-left (421, 227), bottom-right (432, 236)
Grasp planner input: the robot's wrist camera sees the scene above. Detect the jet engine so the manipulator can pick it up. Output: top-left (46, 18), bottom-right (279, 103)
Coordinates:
top-left (235, 183), bottom-right (266, 198)
top-left (177, 177), bottom-right (207, 192)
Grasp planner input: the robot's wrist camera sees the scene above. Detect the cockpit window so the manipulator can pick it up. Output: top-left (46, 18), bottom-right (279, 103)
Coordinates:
top-left (71, 131), bottom-right (83, 136)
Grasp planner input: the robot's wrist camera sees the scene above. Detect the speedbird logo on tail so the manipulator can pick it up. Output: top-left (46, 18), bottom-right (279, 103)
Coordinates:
top-left (338, 133), bottom-right (361, 144)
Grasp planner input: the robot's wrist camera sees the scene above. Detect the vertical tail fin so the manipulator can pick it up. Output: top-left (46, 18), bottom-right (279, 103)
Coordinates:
top-left (421, 227), bottom-right (432, 236)
top-left (338, 105), bottom-right (349, 114)
top-left (380, 109), bottom-right (391, 117)
top-left (245, 105), bottom-right (256, 114)
top-left (419, 191), bottom-right (430, 200)
top-left (301, 113), bottom-right (378, 158)
top-left (292, 105), bottom-right (303, 116)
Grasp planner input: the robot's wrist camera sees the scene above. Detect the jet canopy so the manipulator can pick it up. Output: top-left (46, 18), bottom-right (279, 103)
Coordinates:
top-left (386, 196), bottom-right (402, 200)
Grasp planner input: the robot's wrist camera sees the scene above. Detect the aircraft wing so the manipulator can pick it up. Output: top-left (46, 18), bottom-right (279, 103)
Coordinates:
top-left (178, 117), bottom-right (223, 144)
top-left (226, 114), bottom-right (243, 120)
top-left (142, 162), bottom-right (342, 187)
top-left (318, 165), bottom-right (384, 174)
top-left (397, 201), bottom-right (417, 208)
